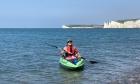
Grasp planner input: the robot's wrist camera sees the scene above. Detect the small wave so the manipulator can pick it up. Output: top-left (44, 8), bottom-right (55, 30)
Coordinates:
top-left (136, 57), bottom-right (140, 60)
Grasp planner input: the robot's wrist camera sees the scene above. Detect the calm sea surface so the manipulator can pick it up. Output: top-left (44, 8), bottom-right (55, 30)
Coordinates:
top-left (0, 28), bottom-right (140, 84)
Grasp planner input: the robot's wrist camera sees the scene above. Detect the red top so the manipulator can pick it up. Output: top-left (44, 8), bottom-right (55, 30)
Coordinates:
top-left (66, 45), bottom-right (76, 57)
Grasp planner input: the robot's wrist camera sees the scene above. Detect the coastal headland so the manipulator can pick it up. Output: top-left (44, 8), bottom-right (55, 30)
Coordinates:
top-left (62, 18), bottom-right (140, 28)
top-left (62, 24), bottom-right (103, 28)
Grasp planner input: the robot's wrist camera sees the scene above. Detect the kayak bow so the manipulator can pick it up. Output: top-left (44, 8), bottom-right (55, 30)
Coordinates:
top-left (59, 57), bottom-right (84, 70)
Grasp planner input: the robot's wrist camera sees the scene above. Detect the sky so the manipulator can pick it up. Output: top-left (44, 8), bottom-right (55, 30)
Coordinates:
top-left (0, 0), bottom-right (140, 28)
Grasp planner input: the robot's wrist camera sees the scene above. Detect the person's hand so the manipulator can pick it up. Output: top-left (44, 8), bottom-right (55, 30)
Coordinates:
top-left (68, 52), bottom-right (72, 55)
top-left (78, 55), bottom-right (82, 58)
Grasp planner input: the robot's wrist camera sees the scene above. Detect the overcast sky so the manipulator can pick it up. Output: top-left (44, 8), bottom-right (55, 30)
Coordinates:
top-left (0, 0), bottom-right (140, 28)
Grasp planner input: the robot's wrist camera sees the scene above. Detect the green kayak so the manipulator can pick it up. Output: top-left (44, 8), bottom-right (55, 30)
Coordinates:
top-left (59, 57), bottom-right (84, 70)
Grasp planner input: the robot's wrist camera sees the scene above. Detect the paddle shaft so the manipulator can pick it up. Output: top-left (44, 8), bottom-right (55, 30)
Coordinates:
top-left (45, 42), bottom-right (63, 50)
top-left (45, 42), bottom-right (72, 54)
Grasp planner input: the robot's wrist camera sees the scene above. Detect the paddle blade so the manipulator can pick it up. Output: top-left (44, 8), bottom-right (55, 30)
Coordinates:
top-left (81, 57), bottom-right (97, 64)
top-left (89, 60), bottom-right (98, 64)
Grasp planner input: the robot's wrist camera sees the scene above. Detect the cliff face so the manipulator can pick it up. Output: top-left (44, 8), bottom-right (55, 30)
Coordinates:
top-left (104, 19), bottom-right (140, 28)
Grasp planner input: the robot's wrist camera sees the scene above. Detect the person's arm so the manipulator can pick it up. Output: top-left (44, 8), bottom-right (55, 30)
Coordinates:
top-left (75, 47), bottom-right (82, 58)
top-left (60, 47), bottom-right (66, 55)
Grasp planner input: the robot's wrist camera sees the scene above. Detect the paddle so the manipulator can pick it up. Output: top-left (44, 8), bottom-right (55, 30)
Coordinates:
top-left (45, 42), bottom-right (63, 51)
top-left (81, 57), bottom-right (97, 63)
top-left (45, 42), bottom-right (97, 64)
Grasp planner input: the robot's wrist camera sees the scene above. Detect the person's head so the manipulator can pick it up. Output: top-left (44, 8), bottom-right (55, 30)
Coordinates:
top-left (67, 39), bottom-right (72, 45)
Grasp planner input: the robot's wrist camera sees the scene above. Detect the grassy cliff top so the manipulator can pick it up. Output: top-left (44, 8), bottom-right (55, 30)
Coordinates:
top-left (116, 18), bottom-right (140, 23)
top-left (64, 24), bottom-right (103, 27)
top-left (65, 25), bottom-right (94, 27)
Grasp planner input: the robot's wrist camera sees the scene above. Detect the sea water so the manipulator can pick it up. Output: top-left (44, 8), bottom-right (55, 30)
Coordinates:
top-left (0, 28), bottom-right (140, 84)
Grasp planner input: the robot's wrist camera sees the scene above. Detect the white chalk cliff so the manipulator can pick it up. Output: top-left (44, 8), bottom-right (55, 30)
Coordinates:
top-left (104, 19), bottom-right (140, 28)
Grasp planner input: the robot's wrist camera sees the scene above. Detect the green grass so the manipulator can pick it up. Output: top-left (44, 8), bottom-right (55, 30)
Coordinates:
top-left (65, 25), bottom-right (93, 27)
top-left (116, 18), bottom-right (140, 24)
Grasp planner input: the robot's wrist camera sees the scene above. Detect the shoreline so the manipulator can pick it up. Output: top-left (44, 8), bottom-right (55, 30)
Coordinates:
top-left (108, 65), bottom-right (140, 84)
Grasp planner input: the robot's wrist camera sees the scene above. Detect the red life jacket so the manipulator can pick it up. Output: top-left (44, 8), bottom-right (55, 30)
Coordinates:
top-left (66, 45), bottom-right (76, 57)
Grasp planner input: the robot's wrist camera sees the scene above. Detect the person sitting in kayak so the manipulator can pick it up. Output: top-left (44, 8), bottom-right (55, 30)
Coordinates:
top-left (60, 39), bottom-right (82, 63)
